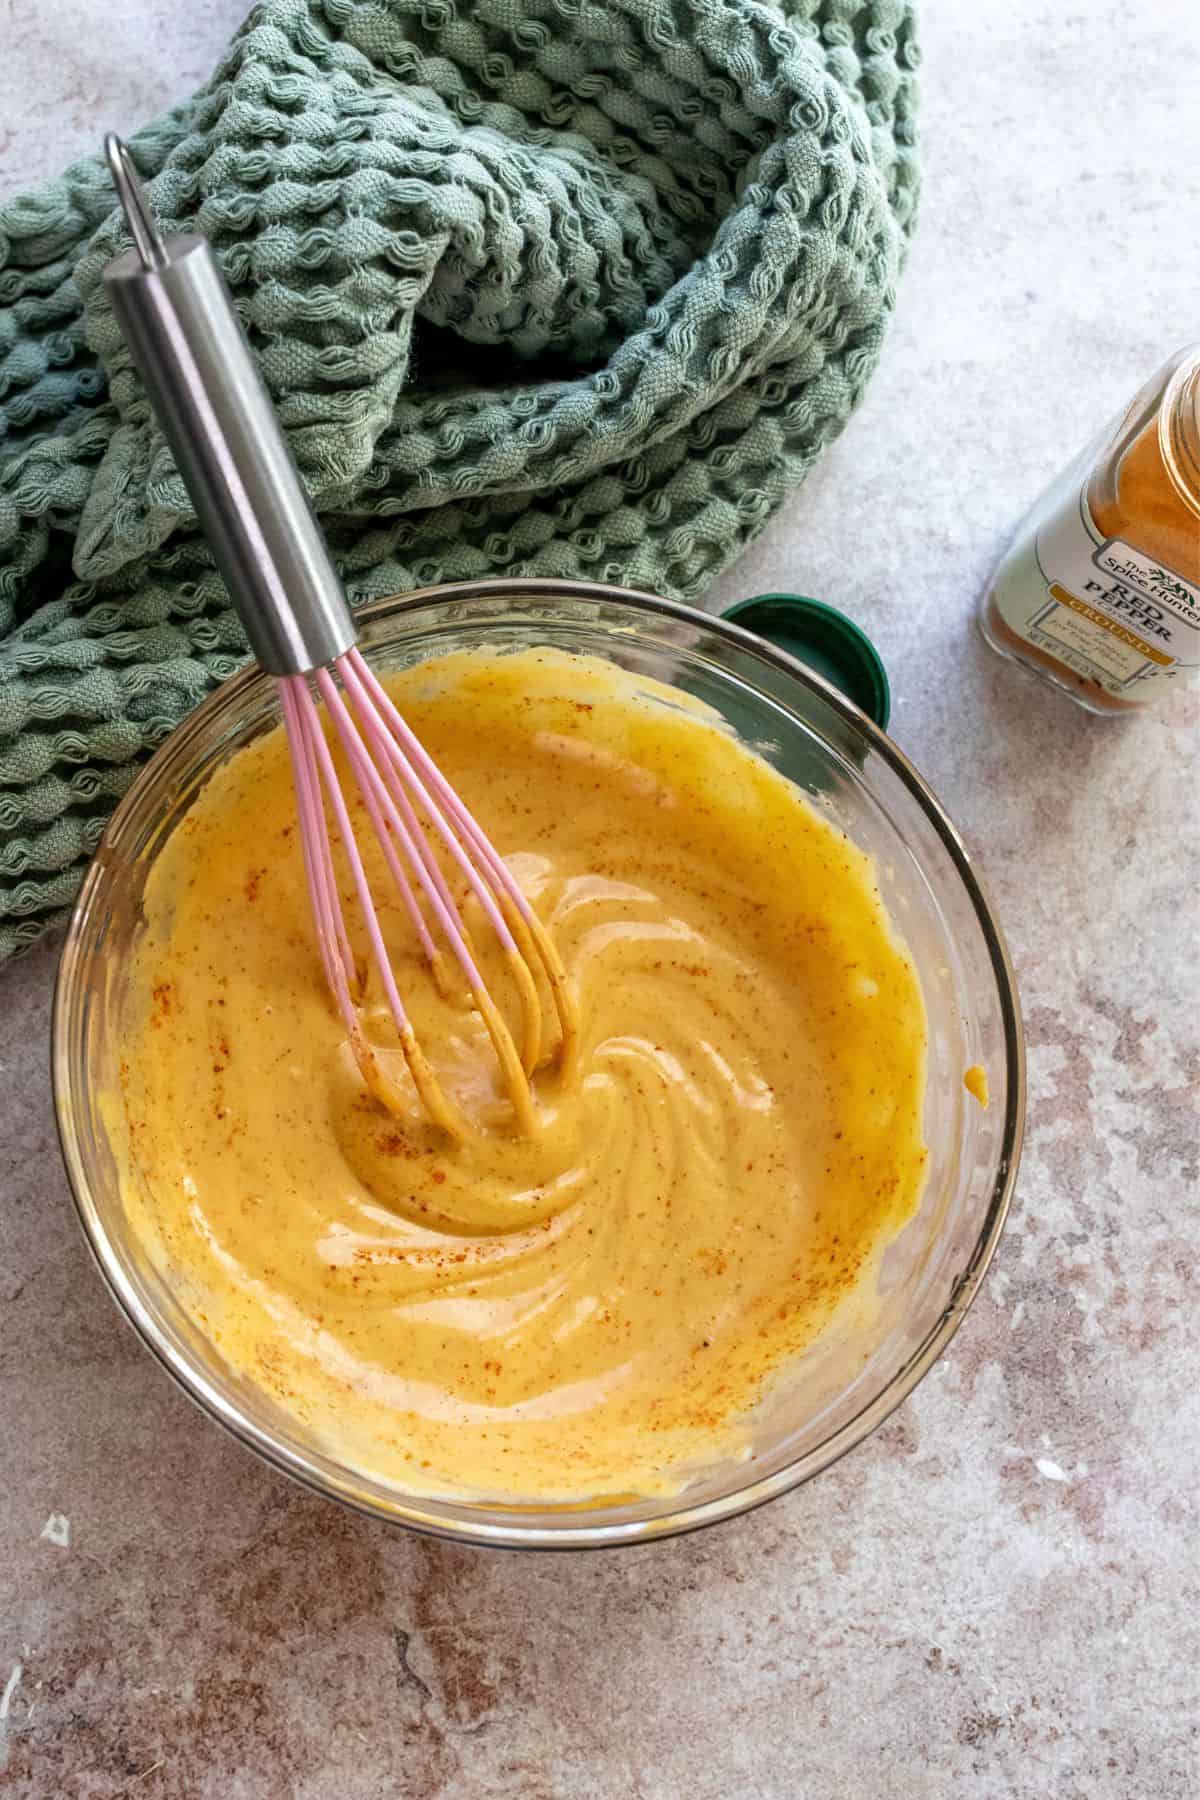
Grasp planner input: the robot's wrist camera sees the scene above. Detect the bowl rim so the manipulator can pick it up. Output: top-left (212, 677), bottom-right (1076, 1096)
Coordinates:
top-left (52, 576), bottom-right (1025, 1550)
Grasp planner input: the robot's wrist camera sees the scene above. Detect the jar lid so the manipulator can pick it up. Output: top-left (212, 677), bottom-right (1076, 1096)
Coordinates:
top-left (720, 593), bottom-right (891, 731)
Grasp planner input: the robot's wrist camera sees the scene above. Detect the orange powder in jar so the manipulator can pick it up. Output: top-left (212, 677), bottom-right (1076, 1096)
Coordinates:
top-left (983, 347), bottom-right (1200, 712)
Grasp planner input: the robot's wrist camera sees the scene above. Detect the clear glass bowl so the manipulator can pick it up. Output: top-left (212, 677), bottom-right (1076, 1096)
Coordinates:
top-left (53, 580), bottom-right (1024, 1549)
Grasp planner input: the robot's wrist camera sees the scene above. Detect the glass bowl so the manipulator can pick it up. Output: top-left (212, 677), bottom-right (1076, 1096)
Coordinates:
top-left (53, 580), bottom-right (1024, 1549)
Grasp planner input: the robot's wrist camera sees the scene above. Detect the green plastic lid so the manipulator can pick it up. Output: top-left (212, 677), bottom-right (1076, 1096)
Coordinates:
top-left (720, 593), bottom-right (891, 731)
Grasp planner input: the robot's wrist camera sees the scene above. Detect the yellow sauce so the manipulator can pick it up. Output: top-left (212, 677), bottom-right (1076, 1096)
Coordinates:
top-left (110, 648), bottom-right (929, 1501)
top-left (964, 1063), bottom-right (990, 1108)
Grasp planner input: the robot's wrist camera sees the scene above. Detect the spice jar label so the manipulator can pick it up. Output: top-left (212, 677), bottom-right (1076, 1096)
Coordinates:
top-left (991, 473), bottom-right (1200, 700)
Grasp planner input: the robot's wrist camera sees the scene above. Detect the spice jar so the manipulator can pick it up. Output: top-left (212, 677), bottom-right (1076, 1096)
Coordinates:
top-left (981, 346), bottom-right (1200, 712)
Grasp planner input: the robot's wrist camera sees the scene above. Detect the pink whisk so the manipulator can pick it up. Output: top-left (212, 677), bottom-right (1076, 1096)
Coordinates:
top-left (278, 651), bottom-right (575, 1136)
top-left (101, 135), bottom-right (574, 1135)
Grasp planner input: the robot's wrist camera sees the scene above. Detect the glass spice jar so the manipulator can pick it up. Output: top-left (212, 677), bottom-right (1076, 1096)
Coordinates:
top-left (981, 346), bottom-right (1200, 712)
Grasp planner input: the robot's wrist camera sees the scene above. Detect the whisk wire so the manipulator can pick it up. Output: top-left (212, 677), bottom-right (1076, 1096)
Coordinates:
top-left (288, 675), bottom-right (462, 1138)
top-left (335, 665), bottom-right (464, 997)
top-left (317, 669), bottom-right (446, 975)
top-left (279, 655), bottom-right (581, 1137)
top-left (317, 664), bottom-right (538, 1136)
top-left (280, 680), bottom-right (352, 1000)
top-left (346, 650), bottom-right (578, 1074)
top-left (340, 660), bottom-right (535, 1011)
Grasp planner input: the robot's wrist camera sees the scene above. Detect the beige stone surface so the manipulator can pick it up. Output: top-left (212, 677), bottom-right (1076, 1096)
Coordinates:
top-left (1, 3), bottom-right (1197, 1795)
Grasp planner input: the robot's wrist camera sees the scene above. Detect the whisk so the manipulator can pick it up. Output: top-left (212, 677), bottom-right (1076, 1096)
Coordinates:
top-left (101, 135), bottom-right (575, 1137)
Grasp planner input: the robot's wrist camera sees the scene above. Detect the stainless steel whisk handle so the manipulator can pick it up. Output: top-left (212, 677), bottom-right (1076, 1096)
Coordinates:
top-left (100, 135), bottom-right (356, 677)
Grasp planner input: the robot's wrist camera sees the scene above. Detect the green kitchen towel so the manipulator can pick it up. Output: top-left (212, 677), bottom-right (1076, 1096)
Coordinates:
top-left (0, 0), bottom-right (919, 955)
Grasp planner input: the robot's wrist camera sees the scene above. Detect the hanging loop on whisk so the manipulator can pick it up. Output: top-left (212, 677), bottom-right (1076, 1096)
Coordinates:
top-left (104, 135), bottom-right (168, 272)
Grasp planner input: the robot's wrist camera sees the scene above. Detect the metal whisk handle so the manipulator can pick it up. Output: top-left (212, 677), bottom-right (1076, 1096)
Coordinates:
top-left (100, 135), bottom-right (356, 677)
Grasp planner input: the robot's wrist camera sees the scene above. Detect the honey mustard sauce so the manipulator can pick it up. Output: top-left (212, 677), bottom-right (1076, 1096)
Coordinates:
top-left (110, 649), bottom-right (929, 1500)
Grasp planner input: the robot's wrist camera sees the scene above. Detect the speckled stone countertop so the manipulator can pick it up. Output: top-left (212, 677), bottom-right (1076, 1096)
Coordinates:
top-left (1, 4), bottom-right (1197, 1796)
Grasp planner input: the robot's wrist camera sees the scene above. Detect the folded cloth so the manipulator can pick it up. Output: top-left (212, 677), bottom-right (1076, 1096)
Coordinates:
top-left (0, 0), bottom-right (919, 954)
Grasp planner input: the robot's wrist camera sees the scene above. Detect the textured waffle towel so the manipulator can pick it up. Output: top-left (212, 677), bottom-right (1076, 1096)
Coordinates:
top-left (0, 0), bottom-right (918, 954)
